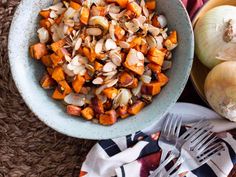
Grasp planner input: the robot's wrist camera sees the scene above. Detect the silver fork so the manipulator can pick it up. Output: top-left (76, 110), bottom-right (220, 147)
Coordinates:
top-left (148, 114), bottom-right (182, 177)
top-left (157, 123), bottom-right (225, 177)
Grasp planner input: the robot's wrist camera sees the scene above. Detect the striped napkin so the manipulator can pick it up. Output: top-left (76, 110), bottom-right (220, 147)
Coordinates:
top-left (79, 119), bottom-right (236, 177)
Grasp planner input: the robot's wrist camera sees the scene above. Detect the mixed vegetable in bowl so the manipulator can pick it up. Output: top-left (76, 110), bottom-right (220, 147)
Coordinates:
top-left (29, 0), bottom-right (178, 125)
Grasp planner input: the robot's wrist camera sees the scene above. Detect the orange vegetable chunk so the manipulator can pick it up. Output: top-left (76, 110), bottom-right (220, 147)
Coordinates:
top-left (67, 105), bottom-right (81, 116)
top-left (39, 10), bottom-right (50, 18)
top-left (92, 97), bottom-right (104, 114)
top-left (72, 75), bottom-right (85, 93)
top-left (128, 100), bottom-right (145, 115)
top-left (81, 107), bottom-right (94, 120)
top-left (52, 66), bottom-right (65, 82)
top-left (80, 7), bottom-right (90, 25)
top-left (127, 2), bottom-right (142, 17)
top-left (41, 55), bottom-right (52, 67)
top-left (99, 110), bottom-right (117, 125)
top-left (30, 43), bottom-right (48, 60)
top-left (141, 81), bottom-right (161, 96)
top-left (158, 73), bottom-right (169, 86)
top-left (145, 0), bottom-right (156, 10)
top-left (40, 73), bottom-right (55, 89)
top-left (69, 1), bottom-right (81, 10)
top-left (103, 87), bottom-right (118, 99)
top-left (51, 39), bottom-right (66, 53)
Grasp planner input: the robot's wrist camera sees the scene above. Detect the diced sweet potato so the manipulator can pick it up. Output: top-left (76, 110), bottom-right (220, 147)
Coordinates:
top-left (103, 87), bottom-right (118, 99)
top-left (51, 39), bottom-right (66, 53)
top-left (130, 37), bottom-right (142, 48)
top-left (30, 43), bottom-right (48, 60)
top-left (80, 7), bottom-right (90, 25)
top-left (69, 1), bottom-right (81, 10)
top-left (40, 73), bottom-right (55, 89)
top-left (127, 78), bottom-right (138, 89)
top-left (72, 75), bottom-right (85, 93)
top-left (141, 81), bottom-right (161, 96)
top-left (82, 47), bottom-right (96, 62)
top-left (84, 71), bottom-right (92, 81)
top-left (147, 63), bottom-right (161, 74)
top-left (41, 55), bottom-right (52, 67)
top-left (58, 80), bottom-right (72, 95)
top-left (117, 105), bottom-right (129, 119)
top-left (147, 48), bottom-right (165, 66)
top-left (40, 19), bottom-right (51, 29)
top-left (99, 110), bottom-right (117, 125)
top-left (124, 49), bottom-right (144, 76)
top-left (152, 15), bottom-right (161, 28)
top-left (55, 12), bottom-right (65, 24)
top-left (91, 6), bottom-right (107, 16)
top-left (128, 100), bottom-right (145, 115)
top-left (140, 44), bottom-right (148, 55)
top-left (145, 0), bottom-right (156, 10)
top-left (115, 26), bottom-right (125, 40)
top-left (67, 105), bottom-right (81, 116)
top-left (52, 88), bottom-right (65, 100)
top-left (127, 2), bottom-right (142, 17)
top-left (47, 67), bottom-right (54, 75)
top-left (119, 72), bottom-right (133, 87)
top-left (158, 73), bottom-right (169, 86)
top-left (39, 10), bottom-right (50, 18)
top-left (94, 61), bottom-right (103, 71)
top-left (50, 53), bottom-right (63, 66)
top-left (167, 31), bottom-right (178, 44)
top-left (81, 107), bottom-right (94, 120)
top-left (52, 66), bottom-right (65, 82)
top-left (116, 0), bottom-right (128, 8)
top-left (91, 97), bottom-right (104, 114)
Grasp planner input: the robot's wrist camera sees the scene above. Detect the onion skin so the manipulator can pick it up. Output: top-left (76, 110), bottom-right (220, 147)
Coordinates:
top-left (194, 6), bottom-right (236, 69)
top-left (205, 61), bottom-right (236, 121)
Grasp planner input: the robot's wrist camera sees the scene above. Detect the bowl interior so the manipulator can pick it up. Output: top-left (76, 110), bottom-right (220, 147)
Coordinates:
top-left (8, 0), bottom-right (193, 139)
top-left (191, 0), bottom-right (236, 102)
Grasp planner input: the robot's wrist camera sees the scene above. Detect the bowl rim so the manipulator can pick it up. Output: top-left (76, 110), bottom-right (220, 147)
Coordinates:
top-left (8, 0), bottom-right (194, 140)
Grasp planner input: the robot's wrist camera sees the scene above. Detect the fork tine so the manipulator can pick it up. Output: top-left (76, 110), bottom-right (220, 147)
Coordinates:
top-left (163, 157), bottom-right (184, 177)
top-left (188, 125), bottom-right (213, 145)
top-left (170, 114), bottom-right (178, 136)
top-left (193, 132), bottom-right (214, 152)
top-left (166, 115), bottom-right (174, 138)
top-left (179, 120), bottom-right (208, 140)
top-left (175, 116), bottom-right (182, 138)
top-left (162, 114), bottom-right (170, 135)
top-left (196, 136), bottom-right (218, 154)
top-left (198, 143), bottom-right (225, 163)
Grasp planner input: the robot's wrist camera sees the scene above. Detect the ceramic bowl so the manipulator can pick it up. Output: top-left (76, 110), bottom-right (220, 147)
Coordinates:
top-left (191, 0), bottom-right (236, 102)
top-left (8, 0), bottom-right (194, 140)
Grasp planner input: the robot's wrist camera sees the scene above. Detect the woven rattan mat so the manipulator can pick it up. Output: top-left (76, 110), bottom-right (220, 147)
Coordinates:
top-left (0, 1), bottom-right (96, 176)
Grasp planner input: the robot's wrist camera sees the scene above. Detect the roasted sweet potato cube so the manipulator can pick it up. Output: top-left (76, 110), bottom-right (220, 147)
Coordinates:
top-left (147, 48), bottom-right (165, 66)
top-left (115, 26), bottom-right (125, 40)
top-left (80, 7), bottom-right (90, 25)
top-left (158, 73), bottom-right (169, 86)
top-left (92, 97), bottom-right (104, 114)
top-left (128, 100), bottom-right (145, 115)
top-left (147, 63), bottom-right (161, 74)
top-left (127, 2), bottom-right (142, 17)
top-left (167, 31), bottom-right (178, 44)
top-left (52, 88), bottom-right (65, 100)
top-left (124, 49), bottom-right (144, 76)
top-left (116, 0), bottom-right (128, 8)
top-left (117, 105), bottom-right (129, 119)
top-left (99, 110), bottom-right (117, 125)
top-left (52, 66), bottom-right (65, 82)
top-left (105, 0), bottom-right (116, 3)
top-left (81, 107), bottom-right (94, 120)
top-left (130, 37), bottom-right (142, 48)
top-left (30, 43), bottom-right (48, 60)
top-left (41, 55), bottom-right (52, 67)
top-left (127, 78), bottom-right (138, 88)
top-left (103, 87), bottom-right (118, 99)
top-left (50, 53), bottom-right (63, 66)
top-left (40, 73), bottom-right (55, 89)
top-left (141, 82), bottom-right (161, 96)
top-left (94, 61), bottom-right (103, 71)
top-left (47, 67), bottom-right (54, 75)
top-left (119, 72), bottom-right (133, 87)
top-left (51, 39), bottom-right (66, 53)
top-left (39, 10), bottom-right (50, 18)
top-left (40, 19), bottom-right (51, 29)
top-left (67, 105), bottom-right (81, 116)
top-left (91, 6), bottom-right (107, 16)
top-left (84, 71), bottom-right (92, 81)
top-left (72, 75), bottom-right (85, 93)
top-left (58, 80), bottom-right (72, 95)
top-left (140, 44), bottom-right (148, 55)
top-left (69, 1), bottom-right (81, 10)
top-left (145, 0), bottom-right (156, 10)
top-left (55, 12), bottom-right (65, 24)
top-left (83, 47), bottom-right (96, 62)
top-left (152, 15), bottom-right (161, 28)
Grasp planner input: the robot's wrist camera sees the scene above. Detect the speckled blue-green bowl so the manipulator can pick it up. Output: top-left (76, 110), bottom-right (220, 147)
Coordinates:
top-left (8, 0), bottom-right (194, 140)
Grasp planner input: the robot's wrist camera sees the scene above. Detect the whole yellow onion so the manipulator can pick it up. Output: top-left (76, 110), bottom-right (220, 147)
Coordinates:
top-left (205, 61), bottom-right (236, 121)
top-left (195, 6), bottom-right (236, 69)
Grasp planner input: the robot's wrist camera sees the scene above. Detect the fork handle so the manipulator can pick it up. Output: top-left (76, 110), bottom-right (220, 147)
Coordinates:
top-left (148, 153), bottom-right (176, 177)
